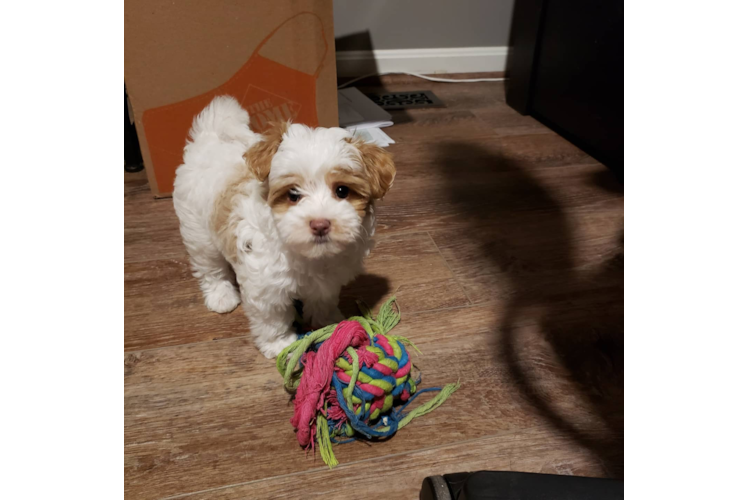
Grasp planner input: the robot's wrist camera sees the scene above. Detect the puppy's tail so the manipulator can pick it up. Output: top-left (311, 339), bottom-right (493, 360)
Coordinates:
top-left (188, 95), bottom-right (254, 145)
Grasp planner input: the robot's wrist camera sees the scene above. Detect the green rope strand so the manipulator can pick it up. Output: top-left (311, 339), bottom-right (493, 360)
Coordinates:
top-left (316, 412), bottom-right (338, 469)
top-left (398, 381), bottom-right (461, 430)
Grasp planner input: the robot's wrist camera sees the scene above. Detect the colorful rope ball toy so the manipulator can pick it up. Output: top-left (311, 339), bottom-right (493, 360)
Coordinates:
top-left (276, 297), bottom-right (459, 468)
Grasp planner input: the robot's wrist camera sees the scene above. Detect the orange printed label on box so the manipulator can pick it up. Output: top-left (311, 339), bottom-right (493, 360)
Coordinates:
top-left (141, 12), bottom-right (328, 194)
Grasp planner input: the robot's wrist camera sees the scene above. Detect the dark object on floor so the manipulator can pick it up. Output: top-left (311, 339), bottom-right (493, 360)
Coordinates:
top-left (366, 90), bottom-right (444, 110)
top-left (421, 471), bottom-right (623, 500)
top-left (125, 85), bottom-right (144, 173)
top-left (506, 0), bottom-right (623, 181)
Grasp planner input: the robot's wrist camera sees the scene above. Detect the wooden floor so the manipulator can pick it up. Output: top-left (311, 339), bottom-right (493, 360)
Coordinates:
top-left (125, 74), bottom-right (624, 499)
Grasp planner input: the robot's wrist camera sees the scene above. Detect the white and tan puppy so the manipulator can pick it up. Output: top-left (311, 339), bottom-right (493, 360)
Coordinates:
top-left (173, 96), bottom-right (395, 358)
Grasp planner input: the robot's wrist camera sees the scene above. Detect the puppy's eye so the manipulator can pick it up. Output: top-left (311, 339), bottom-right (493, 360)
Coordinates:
top-left (288, 189), bottom-right (302, 203)
top-left (335, 186), bottom-right (350, 199)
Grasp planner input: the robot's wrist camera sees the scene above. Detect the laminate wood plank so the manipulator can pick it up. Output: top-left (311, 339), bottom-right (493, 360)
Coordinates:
top-left (382, 108), bottom-right (497, 145)
top-left (356, 79), bottom-right (547, 140)
top-left (124, 169), bottom-right (150, 197)
top-left (125, 303), bottom-right (621, 499)
top-left (341, 232), bottom-right (469, 314)
top-left (472, 103), bottom-right (550, 137)
top-left (125, 258), bottom-right (249, 351)
top-left (429, 206), bottom-right (623, 304)
top-left (125, 232), bottom-right (469, 352)
top-left (125, 193), bottom-right (185, 264)
top-left (377, 158), bottom-right (620, 237)
top-left (183, 428), bottom-right (609, 499)
top-left (384, 133), bottom-right (602, 181)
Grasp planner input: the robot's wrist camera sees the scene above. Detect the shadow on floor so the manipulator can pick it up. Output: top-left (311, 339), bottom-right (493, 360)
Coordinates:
top-left (435, 140), bottom-right (624, 477)
top-left (339, 274), bottom-right (391, 317)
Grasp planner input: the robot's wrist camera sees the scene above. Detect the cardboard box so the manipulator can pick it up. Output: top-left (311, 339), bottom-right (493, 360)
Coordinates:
top-left (125, 0), bottom-right (338, 197)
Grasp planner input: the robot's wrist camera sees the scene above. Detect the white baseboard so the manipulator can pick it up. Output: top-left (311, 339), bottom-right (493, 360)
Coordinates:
top-left (335, 46), bottom-right (508, 77)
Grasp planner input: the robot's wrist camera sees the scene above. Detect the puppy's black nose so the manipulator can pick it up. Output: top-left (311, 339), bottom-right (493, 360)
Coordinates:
top-left (310, 219), bottom-right (331, 236)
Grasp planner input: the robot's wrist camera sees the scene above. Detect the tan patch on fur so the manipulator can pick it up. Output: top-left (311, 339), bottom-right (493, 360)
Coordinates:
top-left (242, 121), bottom-right (288, 181)
top-left (346, 138), bottom-right (396, 200)
top-left (267, 173), bottom-right (305, 216)
top-left (211, 172), bottom-right (252, 264)
top-left (211, 122), bottom-right (288, 263)
top-left (325, 168), bottom-right (372, 218)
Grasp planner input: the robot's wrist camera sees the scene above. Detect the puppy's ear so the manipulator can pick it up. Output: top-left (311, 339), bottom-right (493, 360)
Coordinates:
top-left (349, 138), bottom-right (396, 199)
top-left (243, 122), bottom-right (288, 181)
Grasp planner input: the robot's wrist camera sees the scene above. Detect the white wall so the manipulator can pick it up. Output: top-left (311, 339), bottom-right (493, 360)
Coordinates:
top-left (334, 0), bottom-right (515, 50)
top-left (333, 0), bottom-right (514, 75)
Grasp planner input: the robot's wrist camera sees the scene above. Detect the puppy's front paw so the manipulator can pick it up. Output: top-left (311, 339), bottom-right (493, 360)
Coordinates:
top-left (258, 332), bottom-right (297, 359)
top-left (204, 281), bottom-right (241, 314)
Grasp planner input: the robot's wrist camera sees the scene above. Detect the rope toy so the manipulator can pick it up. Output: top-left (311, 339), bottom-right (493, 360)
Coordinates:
top-left (276, 297), bottom-right (459, 468)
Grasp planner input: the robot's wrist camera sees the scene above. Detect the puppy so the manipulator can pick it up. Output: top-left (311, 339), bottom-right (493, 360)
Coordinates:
top-left (173, 96), bottom-right (395, 358)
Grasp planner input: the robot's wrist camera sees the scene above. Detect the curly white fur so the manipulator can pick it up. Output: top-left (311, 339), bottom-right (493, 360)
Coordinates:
top-left (173, 96), bottom-right (390, 358)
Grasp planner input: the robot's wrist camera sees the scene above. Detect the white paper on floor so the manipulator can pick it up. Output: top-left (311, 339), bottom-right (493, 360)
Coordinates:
top-left (351, 127), bottom-right (395, 148)
top-left (338, 87), bottom-right (394, 130)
